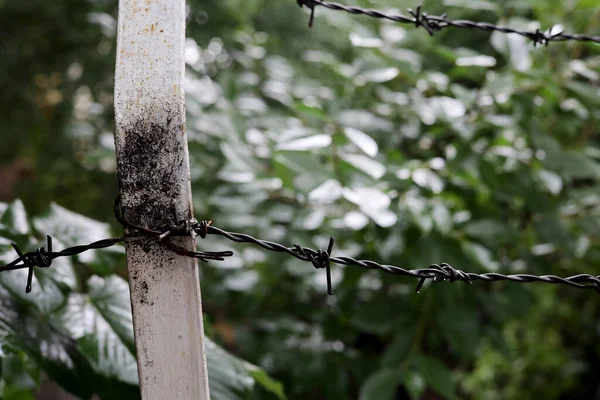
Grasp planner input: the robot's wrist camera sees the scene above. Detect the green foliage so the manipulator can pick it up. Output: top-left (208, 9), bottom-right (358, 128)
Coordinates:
top-left (1, 0), bottom-right (600, 399)
top-left (0, 201), bottom-right (284, 399)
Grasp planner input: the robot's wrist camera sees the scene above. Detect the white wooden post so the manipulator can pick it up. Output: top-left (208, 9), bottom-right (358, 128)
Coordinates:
top-left (113, 1), bottom-right (210, 399)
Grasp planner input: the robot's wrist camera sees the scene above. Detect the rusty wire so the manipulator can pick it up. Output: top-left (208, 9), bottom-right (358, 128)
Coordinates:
top-left (1, 197), bottom-right (599, 295)
top-left (296, 1), bottom-right (600, 46)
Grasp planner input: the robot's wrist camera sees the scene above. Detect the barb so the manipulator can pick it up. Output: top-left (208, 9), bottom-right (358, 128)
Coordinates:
top-left (1, 235), bottom-right (123, 293)
top-left (296, 1), bottom-right (600, 45)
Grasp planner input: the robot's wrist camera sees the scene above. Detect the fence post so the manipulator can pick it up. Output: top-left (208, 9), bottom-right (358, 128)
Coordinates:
top-left (113, 1), bottom-right (210, 399)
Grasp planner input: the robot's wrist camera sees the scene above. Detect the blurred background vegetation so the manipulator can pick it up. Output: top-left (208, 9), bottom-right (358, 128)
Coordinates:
top-left (1, 0), bottom-right (600, 399)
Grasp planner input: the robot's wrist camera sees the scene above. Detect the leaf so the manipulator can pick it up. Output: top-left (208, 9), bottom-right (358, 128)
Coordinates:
top-left (349, 32), bottom-right (383, 48)
top-left (412, 169), bottom-right (444, 194)
top-left (248, 367), bottom-right (287, 400)
top-left (308, 179), bottom-right (343, 204)
top-left (0, 200), bottom-right (29, 235)
top-left (61, 276), bottom-right (138, 385)
top-left (0, 286), bottom-right (138, 400)
top-left (462, 241), bottom-right (500, 271)
top-left (437, 306), bottom-right (480, 361)
top-left (362, 67), bottom-right (399, 83)
top-left (381, 328), bottom-right (416, 367)
top-left (554, 151), bottom-right (600, 180)
top-left (294, 103), bottom-right (329, 120)
top-left (337, 110), bottom-right (394, 132)
top-left (273, 152), bottom-right (332, 192)
top-left (432, 202), bottom-right (452, 235)
top-left (490, 20), bottom-right (532, 72)
top-left (343, 187), bottom-right (397, 227)
top-left (351, 296), bottom-right (399, 335)
top-left (402, 370), bottom-right (426, 400)
top-left (344, 127), bottom-right (378, 157)
top-left (418, 355), bottom-right (455, 399)
top-left (463, 219), bottom-right (512, 244)
top-left (206, 338), bottom-right (287, 400)
top-left (276, 134), bottom-right (332, 151)
top-left (565, 81), bottom-right (600, 108)
top-left (340, 153), bottom-right (386, 179)
top-left (303, 208), bottom-right (326, 230)
top-left (537, 169), bottom-right (563, 195)
top-left (343, 211), bottom-right (369, 230)
top-left (343, 187), bottom-right (390, 210)
top-left (359, 368), bottom-right (401, 400)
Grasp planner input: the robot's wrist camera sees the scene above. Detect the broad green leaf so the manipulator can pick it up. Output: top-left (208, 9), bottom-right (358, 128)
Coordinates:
top-left (61, 276), bottom-right (138, 385)
top-left (276, 135), bottom-right (332, 151)
top-left (463, 219), bottom-right (513, 244)
top-left (565, 81), bottom-right (600, 108)
top-left (381, 328), bottom-right (416, 368)
top-left (362, 67), bottom-right (399, 83)
top-left (308, 179), bottom-right (343, 204)
top-left (412, 169), bottom-right (444, 194)
top-left (248, 367), bottom-right (287, 400)
top-left (462, 241), bottom-right (500, 271)
top-left (359, 368), bottom-right (401, 400)
top-left (340, 153), bottom-right (386, 180)
top-left (206, 338), bottom-right (286, 400)
top-left (418, 355), bottom-right (455, 399)
top-left (0, 286), bottom-right (138, 400)
top-left (537, 169), bottom-right (563, 195)
top-left (344, 127), bottom-right (378, 157)
top-left (0, 200), bottom-right (29, 235)
top-left (402, 370), bottom-right (426, 400)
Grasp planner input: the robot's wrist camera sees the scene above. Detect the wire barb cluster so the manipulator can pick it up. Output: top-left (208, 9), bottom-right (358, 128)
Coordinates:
top-left (1, 197), bottom-right (599, 295)
top-left (296, 0), bottom-right (600, 46)
top-left (1, 235), bottom-right (123, 293)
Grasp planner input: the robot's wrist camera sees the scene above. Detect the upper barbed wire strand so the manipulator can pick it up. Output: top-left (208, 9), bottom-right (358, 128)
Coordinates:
top-left (296, 0), bottom-right (600, 45)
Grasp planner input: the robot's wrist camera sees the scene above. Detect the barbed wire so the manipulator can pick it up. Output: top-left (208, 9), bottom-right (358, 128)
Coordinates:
top-left (296, 1), bottom-right (600, 46)
top-left (1, 197), bottom-right (599, 295)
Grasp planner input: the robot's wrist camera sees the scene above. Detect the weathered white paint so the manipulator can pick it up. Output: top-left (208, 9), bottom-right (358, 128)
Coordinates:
top-left (113, 1), bottom-right (210, 399)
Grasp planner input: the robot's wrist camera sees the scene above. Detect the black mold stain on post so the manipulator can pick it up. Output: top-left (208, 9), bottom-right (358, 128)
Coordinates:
top-left (116, 118), bottom-right (187, 228)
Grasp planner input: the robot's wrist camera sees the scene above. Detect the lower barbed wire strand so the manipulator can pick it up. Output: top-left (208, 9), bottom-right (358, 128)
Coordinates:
top-left (205, 225), bottom-right (600, 293)
top-left (2, 205), bottom-right (599, 295)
